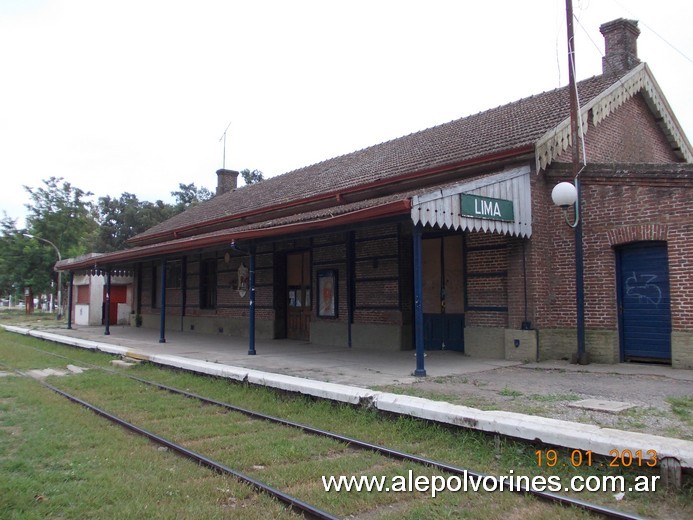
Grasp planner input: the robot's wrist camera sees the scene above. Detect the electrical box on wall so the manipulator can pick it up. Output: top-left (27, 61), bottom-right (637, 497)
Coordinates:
top-left (504, 330), bottom-right (538, 362)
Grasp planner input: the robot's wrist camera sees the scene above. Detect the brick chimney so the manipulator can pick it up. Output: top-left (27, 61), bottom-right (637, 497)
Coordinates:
top-left (600, 18), bottom-right (640, 76)
top-left (216, 169), bottom-right (239, 195)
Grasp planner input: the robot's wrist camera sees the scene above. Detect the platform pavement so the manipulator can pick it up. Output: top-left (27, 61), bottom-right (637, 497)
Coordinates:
top-left (3, 324), bottom-right (692, 473)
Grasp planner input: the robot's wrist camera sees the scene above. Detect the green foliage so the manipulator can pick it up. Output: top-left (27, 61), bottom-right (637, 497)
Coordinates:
top-left (667, 396), bottom-right (692, 424)
top-left (170, 182), bottom-right (213, 211)
top-left (2, 176), bottom-right (215, 298)
top-left (93, 193), bottom-right (176, 253)
top-left (23, 176), bottom-right (98, 260)
top-left (240, 168), bottom-right (264, 185)
top-left (0, 216), bottom-right (58, 300)
top-left (93, 183), bottom-right (213, 252)
top-left (498, 387), bottom-right (524, 397)
top-left (0, 177), bottom-right (99, 301)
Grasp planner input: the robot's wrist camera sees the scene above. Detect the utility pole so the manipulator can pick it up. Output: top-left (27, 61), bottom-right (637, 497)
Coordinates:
top-left (565, 0), bottom-right (588, 364)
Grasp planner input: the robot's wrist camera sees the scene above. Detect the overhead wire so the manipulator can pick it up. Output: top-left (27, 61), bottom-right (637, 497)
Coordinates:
top-left (608, 0), bottom-right (693, 65)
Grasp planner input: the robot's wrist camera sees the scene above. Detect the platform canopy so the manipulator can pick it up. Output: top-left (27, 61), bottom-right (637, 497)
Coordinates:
top-left (410, 165), bottom-right (532, 238)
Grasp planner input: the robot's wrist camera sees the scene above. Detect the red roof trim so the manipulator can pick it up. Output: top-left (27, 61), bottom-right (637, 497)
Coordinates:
top-left (59, 199), bottom-right (412, 271)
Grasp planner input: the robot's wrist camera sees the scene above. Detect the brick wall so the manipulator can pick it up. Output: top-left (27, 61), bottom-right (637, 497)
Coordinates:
top-left (532, 80), bottom-right (690, 364)
top-left (464, 231), bottom-right (509, 328)
top-left (541, 165), bottom-right (692, 332)
top-left (555, 94), bottom-right (679, 164)
top-left (352, 223), bottom-right (404, 325)
top-left (140, 250), bottom-right (276, 323)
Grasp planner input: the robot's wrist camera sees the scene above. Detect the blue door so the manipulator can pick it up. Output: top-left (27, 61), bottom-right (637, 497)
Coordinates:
top-left (617, 242), bottom-right (671, 362)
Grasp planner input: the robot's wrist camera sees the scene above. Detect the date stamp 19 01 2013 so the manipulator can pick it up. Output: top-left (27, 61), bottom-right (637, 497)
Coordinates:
top-left (535, 449), bottom-right (658, 468)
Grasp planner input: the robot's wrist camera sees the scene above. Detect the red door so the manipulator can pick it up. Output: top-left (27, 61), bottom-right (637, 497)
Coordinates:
top-left (103, 285), bottom-right (128, 325)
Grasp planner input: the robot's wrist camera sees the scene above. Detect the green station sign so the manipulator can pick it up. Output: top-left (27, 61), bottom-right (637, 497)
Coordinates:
top-left (460, 194), bottom-right (514, 222)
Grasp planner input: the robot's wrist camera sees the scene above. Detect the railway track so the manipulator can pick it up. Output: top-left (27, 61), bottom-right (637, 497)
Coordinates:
top-left (1, 340), bottom-right (654, 519)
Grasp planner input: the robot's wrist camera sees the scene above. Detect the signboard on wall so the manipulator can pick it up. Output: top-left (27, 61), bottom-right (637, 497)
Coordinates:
top-left (460, 194), bottom-right (514, 222)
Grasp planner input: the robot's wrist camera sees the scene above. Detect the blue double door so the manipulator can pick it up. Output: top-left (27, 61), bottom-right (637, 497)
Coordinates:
top-left (617, 242), bottom-right (671, 362)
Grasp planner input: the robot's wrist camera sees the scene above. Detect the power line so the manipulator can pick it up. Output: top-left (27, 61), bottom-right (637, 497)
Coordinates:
top-left (607, 0), bottom-right (693, 64)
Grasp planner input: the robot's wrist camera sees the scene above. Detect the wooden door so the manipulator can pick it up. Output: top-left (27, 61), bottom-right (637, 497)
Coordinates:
top-left (287, 252), bottom-right (311, 340)
top-left (422, 234), bottom-right (465, 351)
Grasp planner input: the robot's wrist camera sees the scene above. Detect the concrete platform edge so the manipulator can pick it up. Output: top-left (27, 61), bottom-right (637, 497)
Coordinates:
top-left (5, 326), bottom-right (691, 468)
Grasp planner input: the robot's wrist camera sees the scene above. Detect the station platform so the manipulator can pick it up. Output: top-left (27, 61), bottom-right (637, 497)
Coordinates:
top-left (3, 324), bottom-right (692, 474)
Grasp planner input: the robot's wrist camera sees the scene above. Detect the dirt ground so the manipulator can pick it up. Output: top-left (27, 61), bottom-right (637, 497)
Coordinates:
top-left (383, 364), bottom-right (693, 440)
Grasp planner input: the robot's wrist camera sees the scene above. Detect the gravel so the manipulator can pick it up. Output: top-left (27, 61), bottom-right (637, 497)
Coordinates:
top-left (387, 365), bottom-right (693, 440)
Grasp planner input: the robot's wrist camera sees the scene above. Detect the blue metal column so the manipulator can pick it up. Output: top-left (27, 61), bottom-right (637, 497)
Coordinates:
top-left (346, 231), bottom-right (355, 347)
top-left (104, 270), bottom-right (111, 336)
top-left (67, 271), bottom-right (74, 330)
top-left (136, 263), bottom-right (143, 318)
top-left (248, 245), bottom-right (256, 355)
top-left (180, 256), bottom-right (187, 331)
top-left (412, 225), bottom-right (426, 376)
top-left (159, 259), bottom-right (167, 343)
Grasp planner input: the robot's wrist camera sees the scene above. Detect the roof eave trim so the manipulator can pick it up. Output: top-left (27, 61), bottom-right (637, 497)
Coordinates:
top-left (129, 145), bottom-right (535, 247)
top-left (535, 64), bottom-right (693, 172)
top-left (57, 199), bottom-right (412, 271)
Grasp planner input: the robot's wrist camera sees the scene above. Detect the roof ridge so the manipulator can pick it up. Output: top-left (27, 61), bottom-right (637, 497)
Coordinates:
top-left (132, 71), bottom-right (627, 244)
top-left (271, 74), bottom-right (611, 179)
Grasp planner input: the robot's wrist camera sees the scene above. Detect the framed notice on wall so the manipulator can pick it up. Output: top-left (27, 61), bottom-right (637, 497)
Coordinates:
top-left (317, 270), bottom-right (337, 318)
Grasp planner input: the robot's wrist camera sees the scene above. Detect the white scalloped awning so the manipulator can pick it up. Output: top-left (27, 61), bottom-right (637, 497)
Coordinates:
top-left (410, 165), bottom-right (532, 237)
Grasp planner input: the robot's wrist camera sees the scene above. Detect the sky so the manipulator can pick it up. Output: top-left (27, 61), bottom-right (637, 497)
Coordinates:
top-left (1, 0), bottom-right (691, 228)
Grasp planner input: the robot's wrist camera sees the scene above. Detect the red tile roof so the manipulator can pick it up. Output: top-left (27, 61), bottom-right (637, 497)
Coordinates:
top-left (132, 73), bottom-right (620, 245)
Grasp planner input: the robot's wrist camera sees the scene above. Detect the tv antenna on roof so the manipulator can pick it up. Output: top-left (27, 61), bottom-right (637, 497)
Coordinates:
top-left (219, 120), bottom-right (232, 169)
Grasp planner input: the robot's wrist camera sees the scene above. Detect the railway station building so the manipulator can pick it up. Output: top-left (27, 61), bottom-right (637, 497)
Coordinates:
top-left (57, 19), bottom-right (693, 370)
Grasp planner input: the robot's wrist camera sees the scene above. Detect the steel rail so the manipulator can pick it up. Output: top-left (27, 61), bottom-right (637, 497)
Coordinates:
top-left (10, 367), bottom-right (339, 520)
top-left (5, 347), bottom-right (647, 520)
top-left (129, 375), bottom-right (646, 520)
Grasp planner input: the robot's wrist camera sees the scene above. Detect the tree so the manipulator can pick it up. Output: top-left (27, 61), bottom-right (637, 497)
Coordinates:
top-left (0, 216), bottom-right (26, 300)
top-left (94, 193), bottom-right (177, 253)
top-left (20, 177), bottom-right (99, 307)
top-left (24, 176), bottom-right (98, 260)
top-left (0, 215), bottom-right (60, 311)
top-left (240, 169), bottom-right (264, 185)
top-left (93, 183), bottom-right (213, 253)
top-left (170, 182), bottom-right (213, 211)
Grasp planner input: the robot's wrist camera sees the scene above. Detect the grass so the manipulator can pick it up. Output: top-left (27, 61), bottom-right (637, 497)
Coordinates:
top-left (1, 328), bottom-right (692, 519)
top-left (0, 309), bottom-right (64, 328)
top-left (373, 384), bottom-right (467, 405)
top-left (667, 397), bottom-right (692, 423)
top-left (498, 387), bottom-right (523, 398)
top-left (527, 393), bottom-right (582, 402)
top-left (0, 374), bottom-right (296, 519)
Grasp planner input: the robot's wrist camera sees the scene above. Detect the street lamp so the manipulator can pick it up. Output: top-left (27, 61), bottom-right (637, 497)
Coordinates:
top-left (551, 180), bottom-right (588, 365)
top-left (23, 233), bottom-right (63, 320)
top-left (551, 181), bottom-right (579, 225)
